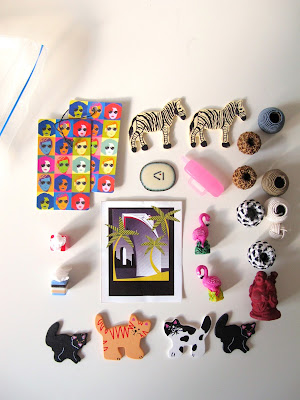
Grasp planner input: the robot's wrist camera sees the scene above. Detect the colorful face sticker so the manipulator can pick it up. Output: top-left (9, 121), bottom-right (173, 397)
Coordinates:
top-left (38, 120), bottom-right (55, 136)
top-left (38, 156), bottom-right (54, 173)
top-left (71, 194), bottom-right (89, 210)
top-left (42, 124), bottom-right (52, 136)
top-left (73, 120), bottom-right (91, 138)
top-left (104, 122), bottom-right (118, 138)
top-left (98, 176), bottom-right (114, 192)
top-left (74, 105), bottom-right (83, 118)
top-left (75, 196), bottom-right (86, 210)
top-left (41, 160), bottom-right (51, 173)
top-left (54, 175), bottom-right (72, 192)
top-left (58, 121), bottom-right (71, 137)
top-left (41, 197), bottom-right (50, 209)
top-left (57, 157), bottom-right (70, 173)
top-left (38, 175), bottom-right (51, 192)
top-left (37, 193), bottom-right (54, 210)
top-left (102, 158), bottom-right (114, 174)
top-left (77, 124), bottom-right (88, 137)
top-left (69, 101), bottom-right (88, 118)
top-left (92, 121), bottom-right (102, 136)
top-left (39, 138), bottom-right (53, 155)
top-left (74, 176), bottom-right (87, 192)
top-left (90, 103), bottom-right (102, 119)
top-left (91, 139), bottom-right (98, 155)
top-left (59, 179), bottom-right (68, 191)
top-left (56, 194), bottom-right (69, 210)
top-left (91, 175), bottom-right (95, 190)
top-left (102, 179), bottom-right (112, 192)
top-left (60, 141), bottom-right (70, 155)
top-left (90, 157), bottom-right (99, 173)
top-left (75, 140), bottom-right (88, 156)
top-left (55, 139), bottom-right (72, 155)
top-left (101, 139), bottom-right (118, 156)
top-left (109, 107), bottom-right (118, 119)
top-left (104, 103), bottom-right (122, 120)
top-left (73, 157), bottom-right (89, 173)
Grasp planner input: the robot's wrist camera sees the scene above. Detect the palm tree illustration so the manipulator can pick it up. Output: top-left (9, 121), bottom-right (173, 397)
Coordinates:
top-left (141, 235), bottom-right (167, 274)
top-left (147, 206), bottom-right (180, 239)
top-left (106, 217), bottom-right (139, 281)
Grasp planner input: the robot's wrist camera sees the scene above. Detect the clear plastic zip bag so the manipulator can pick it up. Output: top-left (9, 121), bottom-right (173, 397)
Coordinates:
top-left (0, 36), bottom-right (46, 148)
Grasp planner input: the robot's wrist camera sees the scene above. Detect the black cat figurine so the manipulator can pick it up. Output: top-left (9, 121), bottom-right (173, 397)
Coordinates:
top-left (215, 313), bottom-right (256, 354)
top-left (46, 322), bottom-right (87, 363)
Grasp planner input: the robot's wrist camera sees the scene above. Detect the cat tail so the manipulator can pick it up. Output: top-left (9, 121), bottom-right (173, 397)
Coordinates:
top-left (95, 314), bottom-right (106, 336)
top-left (215, 313), bottom-right (229, 338)
top-left (46, 322), bottom-right (60, 347)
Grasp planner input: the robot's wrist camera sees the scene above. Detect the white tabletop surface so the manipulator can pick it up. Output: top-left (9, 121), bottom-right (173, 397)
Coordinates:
top-left (0, 1), bottom-right (299, 399)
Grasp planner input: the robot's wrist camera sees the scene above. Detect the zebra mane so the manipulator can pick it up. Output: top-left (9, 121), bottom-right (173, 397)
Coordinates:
top-left (163, 100), bottom-right (176, 114)
top-left (164, 100), bottom-right (176, 109)
top-left (224, 100), bottom-right (240, 112)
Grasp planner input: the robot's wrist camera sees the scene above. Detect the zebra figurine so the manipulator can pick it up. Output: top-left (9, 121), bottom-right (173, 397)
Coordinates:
top-left (129, 99), bottom-right (186, 152)
top-left (190, 100), bottom-right (246, 148)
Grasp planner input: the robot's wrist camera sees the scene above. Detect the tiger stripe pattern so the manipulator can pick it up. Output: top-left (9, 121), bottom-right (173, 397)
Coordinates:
top-left (129, 99), bottom-right (186, 152)
top-left (190, 100), bottom-right (246, 148)
top-left (95, 314), bottom-right (151, 360)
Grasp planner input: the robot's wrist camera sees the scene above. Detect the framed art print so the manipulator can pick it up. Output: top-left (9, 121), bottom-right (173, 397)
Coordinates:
top-left (101, 201), bottom-right (182, 302)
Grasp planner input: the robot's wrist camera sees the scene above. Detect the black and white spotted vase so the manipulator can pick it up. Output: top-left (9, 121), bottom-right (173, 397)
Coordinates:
top-left (258, 107), bottom-right (285, 134)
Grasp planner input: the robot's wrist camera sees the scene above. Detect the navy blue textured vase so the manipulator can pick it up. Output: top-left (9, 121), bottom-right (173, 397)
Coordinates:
top-left (258, 107), bottom-right (285, 134)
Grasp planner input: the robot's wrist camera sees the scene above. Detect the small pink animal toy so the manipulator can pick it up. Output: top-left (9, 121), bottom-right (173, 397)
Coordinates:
top-left (196, 265), bottom-right (224, 302)
top-left (192, 213), bottom-right (210, 254)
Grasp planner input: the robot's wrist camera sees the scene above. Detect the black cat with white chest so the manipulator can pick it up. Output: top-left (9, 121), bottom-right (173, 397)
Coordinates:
top-left (215, 313), bottom-right (256, 353)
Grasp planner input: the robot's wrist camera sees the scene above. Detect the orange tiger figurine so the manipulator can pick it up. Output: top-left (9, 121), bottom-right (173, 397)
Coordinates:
top-left (95, 314), bottom-right (151, 360)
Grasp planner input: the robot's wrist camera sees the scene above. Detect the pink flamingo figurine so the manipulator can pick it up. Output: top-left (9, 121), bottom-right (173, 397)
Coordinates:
top-left (193, 213), bottom-right (211, 254)
top-left (196, 265), bottom-right (222, 299)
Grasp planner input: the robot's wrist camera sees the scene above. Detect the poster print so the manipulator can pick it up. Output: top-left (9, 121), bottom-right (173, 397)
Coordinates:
top-left (101, 201), bottom-right (182, 302)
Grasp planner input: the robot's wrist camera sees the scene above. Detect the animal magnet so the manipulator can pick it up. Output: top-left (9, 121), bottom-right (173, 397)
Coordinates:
top-left (249, 271), bottom-right (281, 321)
top-left (95, 314), bottom-right (151, 360)
top-left (46, 322), bottom-right (87, 363)
top-left (264, 197), bottom-right (289, 239)
top-left (192, 213), bottom-right (211, 254)
top-left (196, 265), bottom-right (224, 302)
top-left (164, 316), bottom-right (211, 358)
top-left (129, 99), bottom-right (186, 152)
top-left (215, 313), bottom-right (256, 354)
top-left (190, 100), bottom-right (246, 148)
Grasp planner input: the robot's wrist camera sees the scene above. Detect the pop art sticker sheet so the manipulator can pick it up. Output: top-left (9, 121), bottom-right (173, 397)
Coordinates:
top-left (69, 100), bottom-right (122, 193)
top-left (37, 119), bottom-right (91, 210)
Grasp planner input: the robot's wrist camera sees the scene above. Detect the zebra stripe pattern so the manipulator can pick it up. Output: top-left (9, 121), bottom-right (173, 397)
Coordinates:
top-left (129, 99), bottom-right (186, 152)
top-left (190, 100), bottom-right (246, 148)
